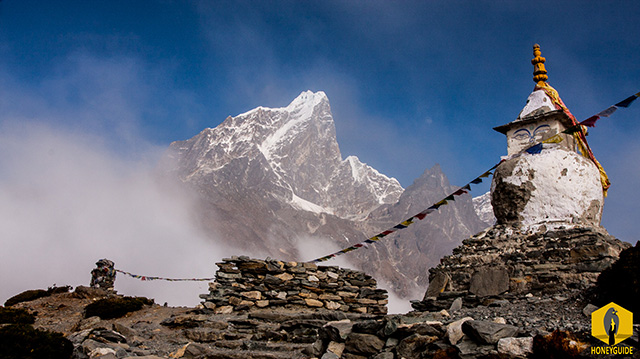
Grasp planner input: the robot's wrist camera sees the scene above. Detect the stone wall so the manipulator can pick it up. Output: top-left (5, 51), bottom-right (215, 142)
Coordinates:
top-left (200, 256), bottom-right (388, 315)
top-left (412, 225), bottom-right (630, 311)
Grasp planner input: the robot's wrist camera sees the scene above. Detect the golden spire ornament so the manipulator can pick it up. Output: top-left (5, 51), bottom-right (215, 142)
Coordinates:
top-left (531, 44), bottom-right (548, 85)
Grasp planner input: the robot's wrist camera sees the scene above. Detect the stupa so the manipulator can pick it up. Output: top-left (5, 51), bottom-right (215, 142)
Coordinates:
top-left (412, 45), bottom-right (629, 311)
top-left (491, 44), bottom-right (606, 229)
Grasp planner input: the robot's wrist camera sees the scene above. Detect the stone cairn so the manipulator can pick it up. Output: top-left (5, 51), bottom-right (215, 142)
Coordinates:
top-left (90, 258), bottom-right (116, 291)
top-left (200, 256), bottom-right (388, 315)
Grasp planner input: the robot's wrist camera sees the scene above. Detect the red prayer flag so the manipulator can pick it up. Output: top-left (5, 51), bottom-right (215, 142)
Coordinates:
top-left (580, 115), bottom-right (600, 127)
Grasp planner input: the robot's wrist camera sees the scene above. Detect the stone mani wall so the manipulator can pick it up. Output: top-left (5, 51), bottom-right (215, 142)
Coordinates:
top-left (200, 256), bottom-right (388, 315)
top-left (412, 225), bottom-right (630, 311)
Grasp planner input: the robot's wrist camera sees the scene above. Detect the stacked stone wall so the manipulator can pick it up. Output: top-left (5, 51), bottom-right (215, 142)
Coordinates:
top-left (413, 225), bottom-right (630, 311)
top-left (200, 256), bottom-right (388, 315)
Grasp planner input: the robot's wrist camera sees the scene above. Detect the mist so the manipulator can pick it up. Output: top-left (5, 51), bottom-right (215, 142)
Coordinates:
top-left (0, 121), bottom-right (232, 306)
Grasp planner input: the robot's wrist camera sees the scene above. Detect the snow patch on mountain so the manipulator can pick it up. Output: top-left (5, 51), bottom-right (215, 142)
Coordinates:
top-left (290, 192), bottom-right (332, 215)
top-left (473, 191), bottom-right (496, 225)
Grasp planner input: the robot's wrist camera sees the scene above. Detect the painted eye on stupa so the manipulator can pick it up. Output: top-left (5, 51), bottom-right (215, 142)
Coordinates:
top-left (513, 129), bottom-right (531, 141)
top-left (533, 124), bottom-right (551, 138)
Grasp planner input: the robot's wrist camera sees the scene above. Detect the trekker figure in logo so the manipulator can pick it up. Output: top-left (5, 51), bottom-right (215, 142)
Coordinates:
top-left (604, 307), bottom-right (619, 345)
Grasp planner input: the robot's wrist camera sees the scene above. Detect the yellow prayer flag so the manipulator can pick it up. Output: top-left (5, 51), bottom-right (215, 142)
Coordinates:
top-left (542, 134), bottom-right (563, 144)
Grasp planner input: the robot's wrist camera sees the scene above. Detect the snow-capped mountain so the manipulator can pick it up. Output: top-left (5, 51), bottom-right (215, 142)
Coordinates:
top-left (162, 91), bottom-right (487, 298)
top-left (168, 91), bottom-right (402, 220)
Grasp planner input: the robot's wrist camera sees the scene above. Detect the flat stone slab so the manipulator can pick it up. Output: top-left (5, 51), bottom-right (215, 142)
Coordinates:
top-left (462, 320), bottom-right (520, 345)
top-left (469, 267), bottom-right (509, 297)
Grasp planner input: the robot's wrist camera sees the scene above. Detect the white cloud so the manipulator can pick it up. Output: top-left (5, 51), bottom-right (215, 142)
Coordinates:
top-left (0, 122), bottom-right (234, 306)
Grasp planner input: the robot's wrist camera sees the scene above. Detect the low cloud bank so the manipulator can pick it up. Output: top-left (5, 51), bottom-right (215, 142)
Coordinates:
top-left (0, 122), bottom-right (231, 306)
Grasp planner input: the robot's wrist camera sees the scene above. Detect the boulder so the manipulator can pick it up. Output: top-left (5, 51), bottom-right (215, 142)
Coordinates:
top-left (345, 333), bottom-right (384, 355)
top-left (469, 267), bottom-right (510, 297)
top-left (448, 297), bottom-right (462, 312)
top-left (352, 319), bottom-right (385, 335)
top-left (326, 341), bottom-right (345, 356)
top-left (396, 334), bottom-right (438, 358)
top-left (424, 272), bottom-right (450, 298)
top-left (324, 319), bottom-right (353, 340)
top-left (462, 320), bottom-right (520, 345)
top-left (497, 337), bottom-right (534, 357)
top-left (446, 317), bottom-right (474, 345)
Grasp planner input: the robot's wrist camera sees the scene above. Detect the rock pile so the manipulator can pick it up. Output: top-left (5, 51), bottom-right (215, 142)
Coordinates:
top-left (412, 224), bottom-right (630, 311)
top-left (200, 256), bottom-right (388, 315)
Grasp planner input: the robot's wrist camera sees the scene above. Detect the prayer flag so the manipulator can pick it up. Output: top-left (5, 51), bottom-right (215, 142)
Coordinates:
top-left (597, 106), bottom-right (618, 118)
top-left (401, 219), bottom-right (414, 226)
top-left (470, 178), bottom-right (483, 184)
top-left (580, 116), bottom-right (600, 127)
top-left (542, 134), bottom-right (563, 144)
top-left (526, 143), bottom-right (543, 154)
top-left (453, 188), bottom-right (467, 196)
top-left (615, 93), bottom-right (640, 108)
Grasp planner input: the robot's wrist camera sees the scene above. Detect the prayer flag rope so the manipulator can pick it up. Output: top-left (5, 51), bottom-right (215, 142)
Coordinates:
top-left (309, 163), bottom-right (500, 263)
top-left (114, 269), bottom-right (216, 282)
top-left (537, 87), bottom-right (638, 194)
top-left (581, 92), bottom-right (640, 127)
top-left (309, 90), bottom-right (639, 264)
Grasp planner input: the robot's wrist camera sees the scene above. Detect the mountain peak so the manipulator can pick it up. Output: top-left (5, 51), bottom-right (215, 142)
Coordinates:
top-left (289, 90), bottom-right (327, 106)
top-left (236, 90), bottom-right (328, 118)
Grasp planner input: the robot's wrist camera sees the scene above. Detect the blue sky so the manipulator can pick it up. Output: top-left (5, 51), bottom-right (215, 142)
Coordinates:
top-left (1, 0), bottom-right (639, 246)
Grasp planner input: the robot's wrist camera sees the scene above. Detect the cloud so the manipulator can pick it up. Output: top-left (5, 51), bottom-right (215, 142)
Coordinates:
top-left (0, 50), bottom-right (233, 306)
top-left (0, 121), bottom-right (233, 306)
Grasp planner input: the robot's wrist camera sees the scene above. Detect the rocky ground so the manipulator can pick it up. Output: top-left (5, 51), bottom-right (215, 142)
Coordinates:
top-left (2, 238), bottom-right (638, 359)
top-left (2, 282), bottom-right (639, 359)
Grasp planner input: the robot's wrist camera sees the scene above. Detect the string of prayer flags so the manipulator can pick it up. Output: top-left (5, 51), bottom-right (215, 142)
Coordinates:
top-left (310, 91), bottom-right (636, 264)
top-left (115, 269), bottom-right (216, 282)
top-left (581, 91), bottom-right (640, 128)
top-left (309, 164), bottom-right (500, 263)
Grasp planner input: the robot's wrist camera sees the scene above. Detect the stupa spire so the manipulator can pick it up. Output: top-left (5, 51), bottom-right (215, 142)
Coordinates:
top-left (531, 44), bottom-right (548, 85)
